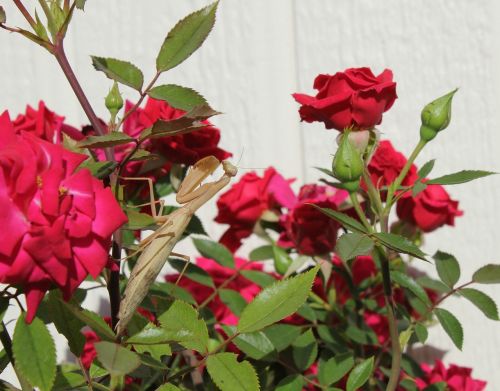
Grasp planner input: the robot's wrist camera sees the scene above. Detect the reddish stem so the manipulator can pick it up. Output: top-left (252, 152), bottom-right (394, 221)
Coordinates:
top-left (12, 0), bottom-right (37, 29)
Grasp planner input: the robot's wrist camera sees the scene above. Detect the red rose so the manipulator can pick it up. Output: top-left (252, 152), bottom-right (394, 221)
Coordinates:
top-left (293, 67), bottom-right (397, 131)
top-left (0, 111), bottom-right (127, 321)
top-left (415, 360), bottom-right (486, 391)
top-left (215, 167), bottom-right (296, 251)
top-left (278, 184), bottom-right (348, 255)
top-left (366, 140), bottom-right (418, 189)
top-left (13, 101), bottom-right (82, 144)
top-left (166, 257), bottom-right (262, 325)
top-left (396, 184), bottom-right (463, 232)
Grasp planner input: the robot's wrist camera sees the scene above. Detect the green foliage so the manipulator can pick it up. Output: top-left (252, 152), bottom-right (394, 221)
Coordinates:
top-left (435, 308), bottom-right (463, 350)
top-left (60, 302), bottom-right (115, 341)
top-left (157, 300), bottom-right (209, 353)
top-left (391, 271), bottom-right (431, 306)
top-left (472, 264), bottom-right (500, 284)
top-left (292, 329), bottom-right (318, 370)
top-left (206, 352), bottom-right (259, 391)
top-left (263, 324), bottom-right (302, 352)
top-left (459, 288), bottom-right (499, 320)
top-left (169, 257), bottom-right (215, 288)
top-left (91, 56), bottom-right (144, 91)
top-left (272, 245), bottom-right (293, 275)
top-left (192, 237), bottom-right (235, 268)
top-left (77, 160), bottom-right (118, 179)
top-left (433, 251), bottom-right (460, 288)
top-left (427, 170), bottom-right (496, 185)
top-left (124, 208), bottom-right (156, 230)
top-left (346, 356), bottom-right (374, 391)
top-left (155, 385), bottom-right (181, 391)
top-left (12, 314), bottom-right (56, 391)
top-left (275, 375), bottom-right (304, 390)
top-left (156, 2), bottom-right (219, 72)
top-left (335, 233), bottom-right (374, 261)
top-left (219, 289), bottom-right (247, 316)
top-left (0, 6), bottom-right (6, 23)
top-left (77, 132), bottom-right (134, 148)
top-left (94, 341), bottom-right (141, 376)
top-left (237, 266), bottom-right (319, 333)
top-left (148, 84), bottom-right (208, 111)
top-left (318, 352), bottom-right (354, 386)
top-left (249, 245), bottom-right (274, 261)
top-left (374, 232), bottom-right (427, 260)
top-left (415, 323), bottom-right (428, 343)
top-left (222, 326), bottom-right (275, 360)
top-left (313, 206), bottom-right (368, 233)
top-left (240, 270), bottom-right (276, 288)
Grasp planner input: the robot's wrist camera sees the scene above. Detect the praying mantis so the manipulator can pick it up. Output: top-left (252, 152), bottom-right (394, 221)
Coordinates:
top-left (116, 155), bottom-right (237, 336)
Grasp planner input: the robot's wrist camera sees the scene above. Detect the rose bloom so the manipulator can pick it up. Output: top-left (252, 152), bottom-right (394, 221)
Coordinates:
top-left (13, 100), bottom-right (81, 144)
top-left (166, 257), bottom-right (262, 325)
top-left (0, 111), bottom-right (127, 321)
top-left (293, 67), bottom-right (397, 131)
top-left (366, 140), bottom-right (417, 190)
top-left (215, 167), bottom-right (296, 251)
top-left (414, 360), bottom-right (486, 391)
top-left (396, 183), bottom-right (463, 232)
top-left (278, 184), bottom-right (348, 255)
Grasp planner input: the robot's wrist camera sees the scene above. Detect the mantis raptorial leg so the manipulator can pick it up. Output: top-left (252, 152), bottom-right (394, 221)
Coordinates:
top-left (116, 156), bottom-right (237, 336)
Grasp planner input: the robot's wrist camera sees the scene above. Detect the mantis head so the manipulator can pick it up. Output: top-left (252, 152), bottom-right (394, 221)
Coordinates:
top-left (222, 160), bottom-right (238, 177)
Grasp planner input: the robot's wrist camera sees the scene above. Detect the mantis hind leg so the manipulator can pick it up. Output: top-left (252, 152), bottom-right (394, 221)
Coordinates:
top-left (120, 176), bottom-right (162, 218)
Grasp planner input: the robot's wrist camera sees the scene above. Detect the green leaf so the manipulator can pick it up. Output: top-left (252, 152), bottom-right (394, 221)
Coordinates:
top-left (275, 375), bottom-right (304, 390)
top-left (75, 0), bottom-right (86, 10)
top-left (237, 266), bottom-right (319, 333)
top-left (313, 206), bottom-right (368, 233)
top-left (292, 329), bottom-right (318, 370)
top-left (127, 323), bottom-right (170, 345)
top-left (240, 270), bottom-right (276, 288)
top-left (156, 2), bottom-right (219, 72)
top-left (77, 132), bottom-right (134, 148)
top-left (124, 208), bottom-right (156, 230)
top-left (272, 245), bottom-right (292, 275)
top-left (152, 282), bottom-right (196, 305)
top-left (134, 343), bottom-right (171, 362)
top-left (459, 288), bottom-right (499, 320)
top-left (433, 251), bottom-right (460, 288)
top-left (391, 271), bottom-right (431, 306)
top-left (148, 84), bottom-right (208, 111)
top-left (0, 7), bottom-right (6, 24)
top-left (94, 341), bottom-right (141, 376)
top-left (417, 159), bottom-right (436, 179)
top-left (169, 258), bottom-right (214, 288)
top-left (412, 181), bottom-right (428, 197)
top-left (415, 323), bottom-right (428, 344)
top-left (53, 371), bottom-right (86, 391)
top-left (249, 245), bottom-right (274, 261)
top-left (435, 308), bottom-right (463, 349)
top-left (222, 326), bottom-right (275, 360)
top-left (77, 160), bottom-right (118, 179)
top-left (263, 324), bottom-right (302, 352)
top-left (91, 56), bottom-right (143, 91)
top-left (219, 289), bottom-right (247, 317)
top-left (155, 385), bottom-right (181, 391)
top-left (12, 314), bottom-right (56, 391)
top-left (373, 232), bottom-right (427, 261)
top-left (427, 170), bottom-right (496, 185)
top-left (423, 383), bottom-right (447, 391)
top-left (0, 350), bottom-right (9, 373)
top-left (157, 300), bottom-right (209, 353)
top-left (399, 326), bottom-right (413, 350)
top-left (346, 356), bottom-right (374, 391)
top-left (47, 292), bottom-right (86, 356)
top-left (206, 352), bottom-right (259, 391)
top-left (129, 149), bottom-right (159, 162)
top-left (472, 264), bottom-right (500, 284)
top-left (192, 238), bottom-right (234, 268)
top-left (60, 302), bottom-right (115, 341)
top-left (417, 276), bottom-right (450, 293)
top-left (318, 352), bottom-right (354, 386)
top-left (0, 298), bottom-right (9, 323)
top-left (335, 233), bottom-right (374, 261)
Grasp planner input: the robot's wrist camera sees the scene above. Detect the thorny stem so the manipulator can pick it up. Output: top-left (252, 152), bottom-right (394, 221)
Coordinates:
top-left (77, 357), bottom-right (94, 391)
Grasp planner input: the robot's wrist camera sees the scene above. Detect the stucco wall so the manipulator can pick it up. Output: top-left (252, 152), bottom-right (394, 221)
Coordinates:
top-left (1, 0), bottom-right (499, 388)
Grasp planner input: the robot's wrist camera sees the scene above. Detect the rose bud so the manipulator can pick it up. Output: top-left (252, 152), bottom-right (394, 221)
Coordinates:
top-left (420, 89), bottom-right (458, 142)
top-left (332, 131), bottom-right (364, 192)
top-left (105, 81), bottom-right (124, 117)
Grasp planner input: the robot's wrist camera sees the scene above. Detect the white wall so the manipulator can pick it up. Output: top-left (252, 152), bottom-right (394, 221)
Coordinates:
top-left (1, 0), bottom-right (500, 388)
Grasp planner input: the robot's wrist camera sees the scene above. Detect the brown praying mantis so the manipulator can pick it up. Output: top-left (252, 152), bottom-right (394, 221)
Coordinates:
top-left (116, 155), bottom-right (237, 336)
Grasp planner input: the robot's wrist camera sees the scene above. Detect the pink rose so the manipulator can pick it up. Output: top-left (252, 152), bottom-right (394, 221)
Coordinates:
top-left (293, 67), bottom-right (397, 131)
top-left (278, 184), bottom-right (348, 255)
top-left (396, 184), bottom-right (463, 232)
top-left (415, 360), bottom-right (486, 391)
top-left (0, 111), bottom-right (127, 321)
top-left (166, 257), bottom-right (262, 325)
top-left (215, 167), bottom-right (296, 251)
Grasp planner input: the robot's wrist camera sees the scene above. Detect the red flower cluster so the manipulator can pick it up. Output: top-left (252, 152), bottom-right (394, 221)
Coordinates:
top-left (0, 108), bottom-right (127, 321)
top-left (368, 140), bottom-right (463, 232)
top-left (293, 67), bottom-right (397, 131)
top-left (413, 360), bottom-right (487, 391)
top-left (166, 257), bottom-right (263, 325)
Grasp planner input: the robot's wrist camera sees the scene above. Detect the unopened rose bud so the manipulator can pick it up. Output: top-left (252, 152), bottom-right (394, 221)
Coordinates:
top-left (420, 89), bottom-right (458, 142)
top-left (332, 131), bottom-right (364, 192)
top-left (105, 82), bottom-right (123, 117)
